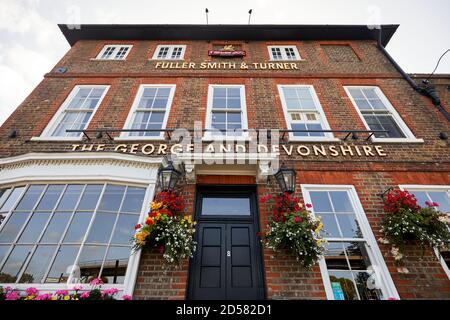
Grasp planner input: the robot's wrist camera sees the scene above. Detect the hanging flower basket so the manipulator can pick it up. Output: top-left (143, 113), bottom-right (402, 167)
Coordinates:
top-left (379, 189), bottom-right (450, 269)
top-left (132, 190), bottom-right (197, 265)
top-left (259, 192), bottom-right (325, 268)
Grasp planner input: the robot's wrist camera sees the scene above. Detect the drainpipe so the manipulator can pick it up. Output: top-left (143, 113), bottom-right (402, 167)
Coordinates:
top-left (377, 28), bottom-right (450, 122)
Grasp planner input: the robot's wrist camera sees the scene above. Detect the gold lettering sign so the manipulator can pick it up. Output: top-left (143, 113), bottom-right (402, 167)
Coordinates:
top-left (154, 61), bottom-right (299, 70)
top-left (71, 143), bottom-right (387, 157)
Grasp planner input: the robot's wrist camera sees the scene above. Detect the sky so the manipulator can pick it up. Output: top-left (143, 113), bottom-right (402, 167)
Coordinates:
top-left (0, 0), bottom-right (449, 126)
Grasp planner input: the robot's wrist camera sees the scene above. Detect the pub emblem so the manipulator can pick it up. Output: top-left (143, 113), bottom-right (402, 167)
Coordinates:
top-left (208, 44), bottom-right (246, 57)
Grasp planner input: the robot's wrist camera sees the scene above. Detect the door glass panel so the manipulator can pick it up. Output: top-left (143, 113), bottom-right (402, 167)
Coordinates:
top-left (201, 197), bottom-right (251, 216)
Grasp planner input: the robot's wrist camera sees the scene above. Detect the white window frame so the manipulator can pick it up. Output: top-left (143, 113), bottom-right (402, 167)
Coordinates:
top-left (301, 184), bottom-right (399, 300)
top-left (117, 84), bottom-right (176, 141)
top-left (268, 45), bottom-right (301, 61)
top-left (344, 86), bottom-right (423, 143)
top-left (204, 84), bottom-right (249, 141)
top-left (399, 184), bottom-right (450, 280)
top-left (95, 45), bottom-right (133, 60)
top-left (151, 45), bottom-right (186, 60)
top-left (33, 85), bottom-right (109, 141)
top-left (278, 85), bottom-right (338, 142)
top-left (0, 152), bottom-right (160, 297)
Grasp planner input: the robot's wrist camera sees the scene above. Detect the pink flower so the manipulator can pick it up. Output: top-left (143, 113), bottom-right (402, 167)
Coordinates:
top-left (89, 277), bottom-right (103, 286)
top-left (35, 293), bottom-right (52, 300)
top-left (103, 288), bottom-right (119, 296)
top-left (387, 297), bottom-right (399, 300)
top-left (25, 287), bottom-right (39, 296)
top-left (5, 291), bottom-right (20, 300)
top-left (4, 286), bottom-right (13, 292)
top-left (432, 202), bottom-right (439, 207)
top-left (306, 203), bottom-right (312, 208)
top-left (72, 285), bottom-right (83, 291)
top-left (55, 290), bottom-right (68, 296)
top-left (425, 201), bottom-right (431, 206)
top-left (122, 294), bottom-right (132, 300)
top-left (80, 292), bottom-right (90, 299)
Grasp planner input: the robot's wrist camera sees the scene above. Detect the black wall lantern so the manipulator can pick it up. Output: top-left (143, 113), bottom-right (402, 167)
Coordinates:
top-left (274, 164), bottom-right (296, 194)
top-left (157, 161), bottom-right (182, 191)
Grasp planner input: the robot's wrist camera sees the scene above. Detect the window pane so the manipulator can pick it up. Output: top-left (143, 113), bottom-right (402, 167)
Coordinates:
top-left (0, 212), bottom-right (30, 243)
top-left (310, 191), bottom-right (332, 212)
top-left (86, 212), bottom-right (116, 243)
top-left (102, 246), bottom-right (131, 284)
top-left (45, 245), bottom-right (79, 283)
top-left (320, 213), bottom-right (340, 238)
top-left (0, 187), bottom-right (25, 212)
top-left (306, 123), bottom-right (325, 137)
top-left (0, 245), bottom-right (33, 283)
top-left (19, 245), bottom-right (57, 283)
top-left (336, 214), bottom-right (362, 238)
top-left (77, 245), bottom-right (107, 283)
top-left (291, 123), bottom-right (307, 137)
top-left (354, 271), bottom-right (383, 300)
top-left (64, 212), bottom-right (93, 243)
top-left (329, 191), bottom-right (353, 212)
top-left (36, 185), bottom-right (64, 211)
top-left (410, 191), bottom-right (428, 207)
top-left (428, 192), bottom-right (450, 212)
top-left (377, 115), bottom-right (405, 138)
top-left (98, 185), bottom-right (126, 212)
top-left (57, 185), bottom-right (83, 211)
top-left (121, 187), bottom-right (145, 213)
top-left (77, 185), bottom-right (103, 211)
top-left (40, 212), bottom-right (72, 243)
top-left (354, 99), bottom-right (372, 110)
top-left (212, 112), bottom-right (226, 123)
top-left (227, 113), bottom-right (241, 123)
top-left (324, 242), bottom-right (349, 270)
top-left (328, 270), bottom-right (358, 300)
top-left (345, 242), bottom-right (372, 270)
top-left (111, 214), bottom-right (138, 245)
top-left (17, 212), bottom-right (51, 243)
top-left (16, 185), bottom-right (45, 211)
top-left (0, 245), bottom-right (10, 266)
top-left (227, 98), bottom-right (241, 109)
top-left (0, 189), bottom-right (12, 211)
top-left (201, 197), bottom-right (251, 215)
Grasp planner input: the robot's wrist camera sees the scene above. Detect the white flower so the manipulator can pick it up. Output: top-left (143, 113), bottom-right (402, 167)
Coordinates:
top-left (378, 237), bottom-right (390, 244)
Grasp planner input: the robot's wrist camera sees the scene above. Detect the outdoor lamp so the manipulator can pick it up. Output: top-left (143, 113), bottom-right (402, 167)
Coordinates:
top-left (157, 161), bottom-right (182, 191)
top-left (274, 164), bottom-right (296, 194)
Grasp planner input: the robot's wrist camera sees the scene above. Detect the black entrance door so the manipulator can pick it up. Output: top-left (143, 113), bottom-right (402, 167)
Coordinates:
top-left (188, 186), bottom-right (265, 300)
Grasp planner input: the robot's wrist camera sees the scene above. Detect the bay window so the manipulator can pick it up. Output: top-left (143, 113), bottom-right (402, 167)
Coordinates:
top-left (0, 183), bottom-right (146, 285)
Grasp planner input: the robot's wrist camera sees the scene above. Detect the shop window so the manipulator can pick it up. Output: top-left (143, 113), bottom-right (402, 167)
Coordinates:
top-left (38, 85), bottom-right (109, 139)
top-left (302, 185), bottom-right (399, 300)
top-left (268, 46), bottom-right (301, 61)
top-left (152, 45), bottom-right (186, 60)
top-left (120, 84), bottom-right (176, 139)
top-left (278, 85), bottom-right (334, 140)
top-left (205, 85), bottom-right (248, 140)
top-left (399, 185), bottom-right (450, 279)
top-left (0, 183), bottom-right (146, 285)
top-left (344, 86), bottom-right (418, 141)
top-left (96, 45), bottom-right (133, 60)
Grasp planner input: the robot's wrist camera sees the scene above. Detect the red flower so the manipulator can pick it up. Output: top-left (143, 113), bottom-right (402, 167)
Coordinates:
top-left (294, 216), bottom-right (302, 223)
top-left (306, 204), bottom-right (312, 208)
top-left (256, 231), bottom-right (262, 237)
top-left (432, 202), bottom-right (439, 207)
top-left (159, 245), bottom-right (165, 254)
top-left (425, 201), bottom-right (431, 207)
top-left (134, 224), bottom-right (142, 230)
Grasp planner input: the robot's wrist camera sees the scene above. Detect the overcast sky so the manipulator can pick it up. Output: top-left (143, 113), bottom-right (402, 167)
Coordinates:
top-left (0, 0), bottom-right (449, 126)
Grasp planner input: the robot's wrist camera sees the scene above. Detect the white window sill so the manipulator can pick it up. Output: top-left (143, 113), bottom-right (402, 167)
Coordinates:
top-left (150, 59), bottom-right (185, 61)
top-left (202, 135), bottom-right (251, 142)
top-left (114, 136), bottom-right (166, 141)
top-left (30, 136), bottom-right (83, 142)
top-left (90, 58), bottom-right (126, 61)
top-left (269, 59), bottom-right (303, 62)
top-left (287, 137), bottom-right (340, 143)
top-left (370, 138), bottom-right (424, 144)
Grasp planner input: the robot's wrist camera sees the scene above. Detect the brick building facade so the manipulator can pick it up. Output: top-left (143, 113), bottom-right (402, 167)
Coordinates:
top-left (0, 24), bottom-right (449, 300)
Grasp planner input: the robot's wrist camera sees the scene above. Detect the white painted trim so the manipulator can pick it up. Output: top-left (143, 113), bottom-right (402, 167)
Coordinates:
top-left (204, 84), bottom-right (249, 141)
top-left (301, 184), bottom-right (400, 300)
top-left (120, 84), bottom-right (176, 140)
top-left (37, 85), bottom-right (110, 139)
top-left (398, 184), bottom-right (450, 279)
top-left (151, 45), bottom-right (186, 60)
top-left (277, 84), bottom-right (335, 141)
top-left (343, 86), bottom-right (418, 142)
top-left (267, 45), bottom-right (302, 61)
top-left (95, 44), bottom-right (133, 60)
top-left (30, 136), bottom-right (83, 142)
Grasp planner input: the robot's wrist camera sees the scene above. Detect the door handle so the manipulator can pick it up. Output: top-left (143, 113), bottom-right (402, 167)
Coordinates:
top-left (227, 250), bottom-right (231, 257)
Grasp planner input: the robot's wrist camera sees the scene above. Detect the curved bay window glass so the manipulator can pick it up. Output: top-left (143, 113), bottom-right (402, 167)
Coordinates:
top-left (0, 183), bottom-right (146, 285)
top-left (305, 188), bottom-right (393, 300)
